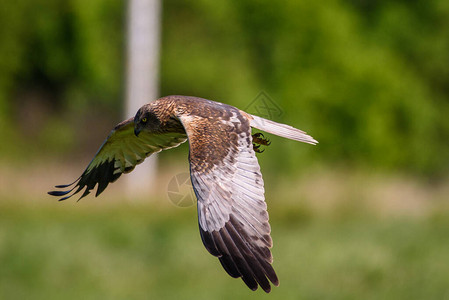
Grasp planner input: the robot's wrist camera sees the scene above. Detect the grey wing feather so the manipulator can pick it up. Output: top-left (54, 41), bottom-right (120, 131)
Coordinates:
top-left (179, 112), bottom-right (279, 293)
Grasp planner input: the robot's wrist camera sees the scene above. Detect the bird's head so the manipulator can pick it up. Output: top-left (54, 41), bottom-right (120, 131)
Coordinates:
top-left (133, 104), bottom-right (161, 137)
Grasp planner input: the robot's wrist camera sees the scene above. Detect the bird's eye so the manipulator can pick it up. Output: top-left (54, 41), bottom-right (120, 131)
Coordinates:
top-left (141, 117), bottom-right (148, 123)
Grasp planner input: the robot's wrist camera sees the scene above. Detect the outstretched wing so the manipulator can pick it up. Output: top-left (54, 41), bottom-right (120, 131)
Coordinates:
top-left (48, 117), bottom-right (187, 201)
top-left (179, 108), bottom-right (279, 293)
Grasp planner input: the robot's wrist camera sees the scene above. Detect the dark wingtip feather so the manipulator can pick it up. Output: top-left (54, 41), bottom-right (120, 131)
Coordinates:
top-left (199, 226), bottom-right (220, 256)
top-left (54, 183), bottom-right (74, 188)
top-left (49, 184), bottom-right (78, 201)
top-left (262, 285), bottom-right (271, 293)
top-left (48, 178), bottom-right (81, 201)
top-left (48, 190), bottom-right (70, 197)
top-left (54, 177), bottom-right (81, 189)
top-left (77, 189), bottom-right (91, 202)
top-left (95, 185), bottom-right (107, 197)
top-left (218, 256), bottom-right (240, 278)
top-left (249, 285), bottom-right (258, 291)
top-left (58, 193), bottom-right (76, 201)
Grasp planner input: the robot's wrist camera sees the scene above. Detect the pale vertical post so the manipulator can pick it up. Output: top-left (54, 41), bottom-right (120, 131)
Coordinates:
top-left (125, 0), bottom-right (161, 197)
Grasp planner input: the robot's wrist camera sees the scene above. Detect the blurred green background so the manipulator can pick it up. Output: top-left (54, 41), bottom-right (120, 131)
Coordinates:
top-left (0, 0), bottom-right (448, 299)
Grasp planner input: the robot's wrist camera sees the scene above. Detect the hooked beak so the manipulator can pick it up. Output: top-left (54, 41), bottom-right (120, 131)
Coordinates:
top-left (134, 127), bottom-right (141, 137)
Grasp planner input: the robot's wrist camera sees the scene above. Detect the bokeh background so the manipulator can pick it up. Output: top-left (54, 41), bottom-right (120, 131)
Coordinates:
top-left (1, 0), bottom-right (449, 299)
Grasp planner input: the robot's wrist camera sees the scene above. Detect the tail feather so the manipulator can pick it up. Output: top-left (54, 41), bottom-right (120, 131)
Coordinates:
top-left (249, 114), bottom-right (318, 145)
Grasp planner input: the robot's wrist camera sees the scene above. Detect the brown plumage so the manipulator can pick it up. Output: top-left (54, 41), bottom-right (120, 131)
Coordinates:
top-left (48, 95), bottom-right (317, 293)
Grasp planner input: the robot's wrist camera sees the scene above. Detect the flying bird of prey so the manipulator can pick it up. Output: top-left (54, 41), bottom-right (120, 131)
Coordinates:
top-left (48, 95), bottom-right (317, 293)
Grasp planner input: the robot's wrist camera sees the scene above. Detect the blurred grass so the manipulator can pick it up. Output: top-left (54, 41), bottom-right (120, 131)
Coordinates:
top-left (0, 193), bottom-right (448, 300)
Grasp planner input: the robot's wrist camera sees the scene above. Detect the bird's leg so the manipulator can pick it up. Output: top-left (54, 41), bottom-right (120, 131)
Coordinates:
top-left (253, 144), bottom-right (264, 153)
top-left (252, 132), bottom-right (270, 153)
top-left (252, 132), bottom-right (271, 146)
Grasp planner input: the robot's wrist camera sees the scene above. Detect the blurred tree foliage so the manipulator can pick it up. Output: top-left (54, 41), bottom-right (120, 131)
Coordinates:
top-left (0, 0), bottom-right (448, 176)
